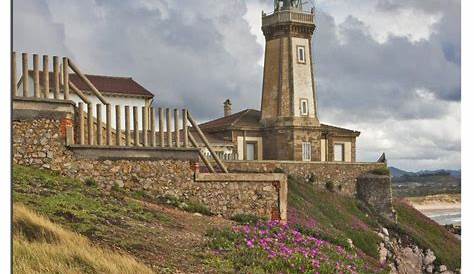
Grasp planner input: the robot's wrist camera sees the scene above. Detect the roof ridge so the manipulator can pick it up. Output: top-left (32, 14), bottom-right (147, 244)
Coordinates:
top-left (229, 109), bottom-right (251, 127)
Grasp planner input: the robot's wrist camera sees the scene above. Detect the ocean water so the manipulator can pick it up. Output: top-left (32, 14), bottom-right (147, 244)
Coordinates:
top-left (420, 209), bottom-right (461, 225)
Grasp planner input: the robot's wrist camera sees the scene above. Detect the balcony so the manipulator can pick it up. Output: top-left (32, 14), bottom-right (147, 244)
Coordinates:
top-left (262, 10), bottom-right (314, 27)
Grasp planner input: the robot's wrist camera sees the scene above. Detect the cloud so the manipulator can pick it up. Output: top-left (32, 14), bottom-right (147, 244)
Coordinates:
top-left (13, 0), bottom-right (461, 171)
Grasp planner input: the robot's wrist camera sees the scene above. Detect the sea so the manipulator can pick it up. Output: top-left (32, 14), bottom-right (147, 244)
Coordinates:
top-left (418, 208), bottom-right (461, 226)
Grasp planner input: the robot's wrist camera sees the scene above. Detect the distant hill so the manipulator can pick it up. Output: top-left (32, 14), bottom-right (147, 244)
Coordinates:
top-left (389, 167), bottom-right (461, 178)
top-left (389, 167), bottom-right (415, 177)
top-left (389, 167), bottom-right (461, 197)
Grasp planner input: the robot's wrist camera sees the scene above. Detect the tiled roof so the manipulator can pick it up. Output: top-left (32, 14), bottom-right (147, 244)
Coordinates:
top-left (320, 123), bottom-right (360, 135)
top-left (29, 71), bottom-right (154, 98)
top-left (199, 109), bottom-right (262, 130)
top-left (199, 108), bottom-right (359, 135)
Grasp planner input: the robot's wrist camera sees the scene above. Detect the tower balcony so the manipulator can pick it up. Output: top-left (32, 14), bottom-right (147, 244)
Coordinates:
top-left (262, 9), bottom-right (314, 27)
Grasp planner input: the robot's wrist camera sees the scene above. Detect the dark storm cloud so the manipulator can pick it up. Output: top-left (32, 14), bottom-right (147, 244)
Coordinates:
top-left (13, 0), bottom-right (460, 170)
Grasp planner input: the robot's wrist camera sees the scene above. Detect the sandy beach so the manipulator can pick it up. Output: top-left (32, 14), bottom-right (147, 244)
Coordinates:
top-left (406, 194), bottom-right (461, 225)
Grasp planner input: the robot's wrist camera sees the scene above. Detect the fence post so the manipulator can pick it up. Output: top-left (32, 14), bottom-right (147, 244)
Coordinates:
top-left (96, 104), bottom-right (102, 146)
top-left (12, 52), bottom-right (17, 97)
top-left (33, 54), bottom-right (40, 98)
top-left (22, 53), bottom-right (29, 97)
top-left (125, 106), bottom-right (131, 146)
top-left (115, 105), bottom-right (122, 146)
top-left (159, 108), bottom-right (164, 147)
top-left (174, 109), bottom-right (180, 148)
top-left (182, 109), bottom-right (189, 148)
top-left (142, 107), bottom-right (148, 146)
top-left (166, 108), bottom-right (172, 147)
top-left (43, 55), bottom-right (49, 98)
top-left (78, 102), bottom-right (85, 145)
top-left (87, 103), bottom-right (94, 145)
top-left (106, 104), bottom-right (112, 146)
top-left (150, 107), bottom-right (156, 147)
top-left (53, 56), bottom-right (60, 99)
top-left (63, 57), bottom-right (69, 100)
top-left (133, 106), bottom-right (139, 146)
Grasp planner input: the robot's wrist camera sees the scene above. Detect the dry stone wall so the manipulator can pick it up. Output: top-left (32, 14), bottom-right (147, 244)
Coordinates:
top-left (226, 160), bottom-right (386, 196)
top-left (13, 118), bottom-right (280, 219)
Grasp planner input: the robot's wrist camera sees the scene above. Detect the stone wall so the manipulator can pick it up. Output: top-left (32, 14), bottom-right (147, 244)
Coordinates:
top-left (13, 118), bottom-right (283, 219)
top-left (226, 160), bottom-right (386, 196)
top-left (356, 174), bottom-right (395, 220)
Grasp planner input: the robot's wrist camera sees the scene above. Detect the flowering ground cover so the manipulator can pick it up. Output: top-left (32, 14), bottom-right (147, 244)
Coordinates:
top-left (207, 219), bottom-right (388, 273)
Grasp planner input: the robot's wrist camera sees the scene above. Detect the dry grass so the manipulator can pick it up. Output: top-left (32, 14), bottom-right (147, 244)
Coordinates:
top-left (13, 203), bottom-right (154, 274)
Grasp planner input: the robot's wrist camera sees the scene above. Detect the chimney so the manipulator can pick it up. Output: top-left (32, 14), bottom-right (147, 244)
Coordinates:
top-left (224, 99), bottom-right (232, 117)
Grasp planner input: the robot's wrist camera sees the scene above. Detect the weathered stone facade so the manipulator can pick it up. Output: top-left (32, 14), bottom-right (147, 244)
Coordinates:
top-left (13, 118), bottom-right (282, 219)
top-left (226, 160), bottom-right (386, 196)
top-left (356, 174), bottom-right (395, 220)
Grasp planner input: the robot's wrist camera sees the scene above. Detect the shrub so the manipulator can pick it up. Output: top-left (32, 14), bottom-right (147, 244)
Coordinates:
top-left (325, 181), bottom-right (335, 192)
top-left (273, 167), bottom-right (285, 174)
top-left (308, 173), bottom-right (317, 184)
top-left (84, 178), bottom-right (97, 188)
top-left (370, 167), bottom-right (390, 176)
top-left (230, 214), bottom-right (263, 225)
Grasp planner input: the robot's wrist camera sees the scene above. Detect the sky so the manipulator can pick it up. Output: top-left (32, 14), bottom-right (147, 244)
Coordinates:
top-left (13, 0), bottom-right (461, 171)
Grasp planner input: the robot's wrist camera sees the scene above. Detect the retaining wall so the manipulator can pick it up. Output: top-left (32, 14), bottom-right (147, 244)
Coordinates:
top-left (225, 160), bottom-right (386, 196)
top-left (12, 114), bottom-right (284, 220)
top-left (356, 174), bottom-right (396, 221)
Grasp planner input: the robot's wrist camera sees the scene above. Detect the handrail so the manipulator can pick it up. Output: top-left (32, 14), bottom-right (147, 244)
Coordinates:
top-left (67, 59), bottom-right (109, 105)
top-left (187, 112), bottom-right (228, 173)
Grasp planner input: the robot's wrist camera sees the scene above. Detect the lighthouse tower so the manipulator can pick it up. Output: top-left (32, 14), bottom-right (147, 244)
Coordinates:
top-left (260, 1), bottom-right (319, 127)
top-left (260, 1), bottom-right (321, 160)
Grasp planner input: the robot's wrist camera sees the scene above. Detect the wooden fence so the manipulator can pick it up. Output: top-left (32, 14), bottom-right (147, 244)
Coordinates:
top-left (12, 51), bottom-right (228, 173)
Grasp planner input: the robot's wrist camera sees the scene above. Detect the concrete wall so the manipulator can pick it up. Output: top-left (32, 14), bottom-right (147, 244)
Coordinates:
top-left (225, 160), bottom-right (386, 196)
top-left (13, 113), bottom-right (285, 220)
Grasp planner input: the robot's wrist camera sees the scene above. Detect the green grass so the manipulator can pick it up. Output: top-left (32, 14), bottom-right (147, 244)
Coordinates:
top-left (392, 200), bottom-right (461, 269)
top-left (288, 176), bottom-right (382, 259)
top-left (230, 214), bottom-right (265, 225)
top-left (155, 194), bottom-right (213, 216)
top-left (13, 165), bottom-right (165, 238)
top-left (287, 176), bottom-right (461, 270)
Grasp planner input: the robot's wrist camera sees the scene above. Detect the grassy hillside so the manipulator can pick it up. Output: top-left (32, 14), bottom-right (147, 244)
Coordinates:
top-left (12, 165), bottom-right (233, 273)
top-left (392, 199), bottom-right (461, 269)
top-left (286, 176), bottom-right (461, 270)
top-left (13, 203), bottom-right (153, 274)
top-left (12, 165), bottom-right (460, 272)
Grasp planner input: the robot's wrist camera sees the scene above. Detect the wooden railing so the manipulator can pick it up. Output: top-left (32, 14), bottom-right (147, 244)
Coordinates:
top-left (12, 51), bottom-right (227, 173)
top-left (11, 51), bottom-right (108, 105)
top-left (73, 104), bottom-right (227, 173)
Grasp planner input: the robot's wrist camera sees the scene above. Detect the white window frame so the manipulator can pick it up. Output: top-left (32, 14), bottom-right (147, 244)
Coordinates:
top-left (334, 143), bottom-right (344, 162)
top-left (297, 45), bottom-right (306, 64)
top-left (300, 98), bottom-right (309, 116)
top-left (302, 142), bottom-right (312, 161)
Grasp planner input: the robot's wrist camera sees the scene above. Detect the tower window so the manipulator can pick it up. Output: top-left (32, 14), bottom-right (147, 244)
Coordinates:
top-left (297, 46), bottom-right (306, 63)
top-left (300, 99), bottom-right (309, 116)
top-left (302, 142), bottom-right (312, 161)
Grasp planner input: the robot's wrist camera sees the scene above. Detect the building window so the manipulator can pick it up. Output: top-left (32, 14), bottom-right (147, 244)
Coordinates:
top-left (302, 142), bottom-right (311, 161)
top-left (334, 144), bottom-right (344, 162)
top-left (300, 99), bottom-right (309, 116)
top-left (297, 46), bottom-right (306, 63)
top-left (246, 142), bottom-right (257, 161)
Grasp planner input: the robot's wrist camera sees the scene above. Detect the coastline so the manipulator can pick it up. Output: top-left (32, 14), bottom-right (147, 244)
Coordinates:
top-left (406, 194), bottom-right (461, 226)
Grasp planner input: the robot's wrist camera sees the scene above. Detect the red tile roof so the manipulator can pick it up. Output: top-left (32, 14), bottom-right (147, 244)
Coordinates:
top-left (30, 71), bottom-right (154, 98)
